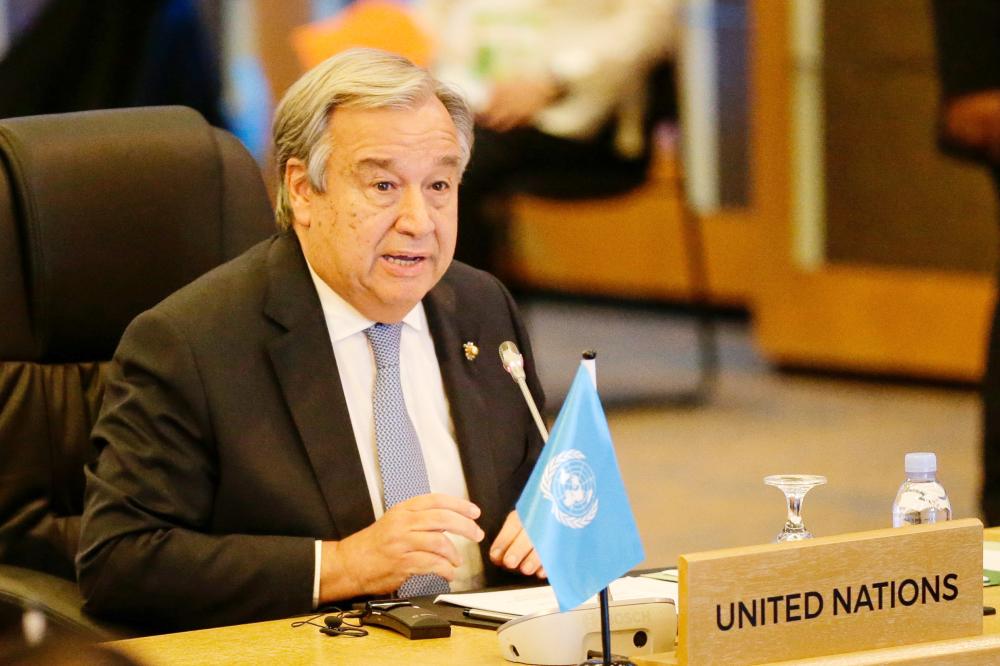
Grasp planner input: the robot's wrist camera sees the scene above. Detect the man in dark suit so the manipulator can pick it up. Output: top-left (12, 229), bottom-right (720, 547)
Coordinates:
top-left (77, 48), bottom-right (546, 631)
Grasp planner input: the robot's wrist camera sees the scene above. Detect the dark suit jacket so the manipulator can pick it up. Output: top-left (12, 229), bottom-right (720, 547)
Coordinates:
top-left (76, 233), bottom-right (544, 631)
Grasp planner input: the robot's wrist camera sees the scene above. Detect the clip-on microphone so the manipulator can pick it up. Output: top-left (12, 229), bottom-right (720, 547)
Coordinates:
top-left (320, 613), bottom-right (367, 638)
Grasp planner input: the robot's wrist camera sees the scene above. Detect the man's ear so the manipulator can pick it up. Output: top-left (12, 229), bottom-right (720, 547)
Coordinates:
top-left (285, 158), bottom-right (313, 228)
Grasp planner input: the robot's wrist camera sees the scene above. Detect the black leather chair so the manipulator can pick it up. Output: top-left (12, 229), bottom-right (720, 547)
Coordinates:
top-left (0, 106), bottom-right (274, 639)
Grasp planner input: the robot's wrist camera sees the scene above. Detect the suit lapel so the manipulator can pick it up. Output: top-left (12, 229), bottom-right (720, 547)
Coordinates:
top-left (423, 273), bottom-right (503, 527)
top-left (263, 235), bottom-right (375, 538)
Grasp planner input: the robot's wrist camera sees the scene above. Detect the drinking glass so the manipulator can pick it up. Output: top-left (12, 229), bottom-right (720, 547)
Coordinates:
top-left (763, 474), bottom-right (827, 542)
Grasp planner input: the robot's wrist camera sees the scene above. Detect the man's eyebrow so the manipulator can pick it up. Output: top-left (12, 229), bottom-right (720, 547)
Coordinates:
top-left (355, 157), bottom-right (393, 171)
top-left (354, 155), bottom-right (462, 171)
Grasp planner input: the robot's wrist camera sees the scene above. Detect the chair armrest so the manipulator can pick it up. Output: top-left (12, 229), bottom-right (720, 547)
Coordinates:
top-left (0, 564), bottom-right (135, 641)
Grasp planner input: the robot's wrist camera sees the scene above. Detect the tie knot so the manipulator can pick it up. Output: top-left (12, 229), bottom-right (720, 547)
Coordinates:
top-left (365, 323), bottom-right (403, 368)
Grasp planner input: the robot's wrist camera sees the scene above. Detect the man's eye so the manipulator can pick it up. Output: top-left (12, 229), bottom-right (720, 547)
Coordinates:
top-left (430, 181), bottom-right (450, 192)
top-left (374, 181), bottom-right (394, 192)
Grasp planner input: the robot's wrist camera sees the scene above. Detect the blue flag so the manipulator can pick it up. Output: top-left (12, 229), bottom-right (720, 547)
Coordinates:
top-left (516, 364), bottom-right (645, 611)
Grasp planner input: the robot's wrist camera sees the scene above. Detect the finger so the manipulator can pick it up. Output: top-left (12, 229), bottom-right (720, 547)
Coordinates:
top-left (407, 508), bottom-right (484, 543)
top-left (405, 531), bottom-right (463, 569)
top-left (519, 550), bottom-right (542, 576)
top-left (476, 100), bottom-right (502, 129)
top-left (489, 512), bottom-right (522, 564)
top-left (491, 112), bottom-right (521, 133)
top-left (479, 101), bottom-right (521, 132)
top-left (402, 550), bottom-right (460, 581)
top-left (536, 566), bottom-right (547, 579)
top-left (479, 111), bottom-right (505, 132)
top-left (501, 529), bottom-right (536, 570)
top-left (397, 493), bottom-right (481, 519)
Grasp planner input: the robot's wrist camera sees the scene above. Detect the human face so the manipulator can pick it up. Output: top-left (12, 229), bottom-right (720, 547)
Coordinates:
top-left (287, 96), bottom-right (462, 323)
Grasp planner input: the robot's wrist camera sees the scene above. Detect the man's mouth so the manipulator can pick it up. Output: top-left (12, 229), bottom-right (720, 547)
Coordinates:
top-left (383, 253), bottom-right (424, 267)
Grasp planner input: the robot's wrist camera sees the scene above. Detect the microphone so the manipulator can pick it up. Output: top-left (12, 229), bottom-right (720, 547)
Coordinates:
top-left (498, 341), bottom-right (549, 442)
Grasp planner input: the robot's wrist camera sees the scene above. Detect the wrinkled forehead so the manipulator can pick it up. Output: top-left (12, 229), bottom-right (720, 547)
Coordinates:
top-left (328, 100), bottom-right (463, 170)
top-left (331, 92), bottom-right (467, 157)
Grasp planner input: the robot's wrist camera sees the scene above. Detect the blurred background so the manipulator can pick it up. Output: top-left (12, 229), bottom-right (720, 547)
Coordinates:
top-left (1, 0), bottom-right (996, 566)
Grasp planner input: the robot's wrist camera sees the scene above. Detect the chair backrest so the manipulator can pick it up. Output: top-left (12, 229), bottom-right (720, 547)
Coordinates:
top-left (0, 106), bottom-right (275, 579)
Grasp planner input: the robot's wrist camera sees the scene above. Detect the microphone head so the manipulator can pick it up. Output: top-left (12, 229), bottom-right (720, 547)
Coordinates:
top-left (499, 341), bottom-right (526, 381)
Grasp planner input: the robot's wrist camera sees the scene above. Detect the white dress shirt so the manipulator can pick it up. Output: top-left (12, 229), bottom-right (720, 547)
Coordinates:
top-left (305, 262), bottom-right (485, 606)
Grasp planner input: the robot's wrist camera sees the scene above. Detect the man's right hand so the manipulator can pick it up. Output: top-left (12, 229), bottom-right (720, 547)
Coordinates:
top-left (318, 493), bottom-right (484, 603)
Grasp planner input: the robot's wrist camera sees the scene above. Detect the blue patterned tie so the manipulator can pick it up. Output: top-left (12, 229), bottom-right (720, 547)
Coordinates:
top-left (365, 323), bottom-right (450, 597)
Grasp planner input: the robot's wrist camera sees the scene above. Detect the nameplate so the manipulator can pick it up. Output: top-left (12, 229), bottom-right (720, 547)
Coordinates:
top-left (677, 519), bottom-right (983, 666)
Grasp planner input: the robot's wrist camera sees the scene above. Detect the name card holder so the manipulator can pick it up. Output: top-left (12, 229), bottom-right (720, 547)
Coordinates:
top-left (675, 519), bottom-right (984, 665)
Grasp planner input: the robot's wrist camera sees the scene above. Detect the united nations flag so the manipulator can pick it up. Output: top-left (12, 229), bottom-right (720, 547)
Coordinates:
top-left (516, 364), bottom-right (645, 611)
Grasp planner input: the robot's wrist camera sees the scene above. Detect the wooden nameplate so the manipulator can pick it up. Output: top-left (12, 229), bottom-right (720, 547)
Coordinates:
top-left (673, 519), bottom-right (983, 665)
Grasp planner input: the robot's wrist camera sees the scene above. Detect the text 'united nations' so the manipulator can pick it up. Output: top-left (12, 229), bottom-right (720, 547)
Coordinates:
top-left (715, 573), bottom-right (960, 631)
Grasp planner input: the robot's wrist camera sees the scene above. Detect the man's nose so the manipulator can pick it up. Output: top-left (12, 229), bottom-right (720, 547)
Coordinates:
top-left (395, 187), bottom-right (434, 236)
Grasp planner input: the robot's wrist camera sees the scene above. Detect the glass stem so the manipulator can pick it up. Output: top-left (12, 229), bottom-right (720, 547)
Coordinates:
top-left (786, 494), bottom-right (803, 528)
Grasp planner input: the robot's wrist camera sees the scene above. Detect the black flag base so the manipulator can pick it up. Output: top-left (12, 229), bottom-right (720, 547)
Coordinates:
top-left (580, 650), bottom-right (636, 666)
top-left (575, 588), bottom-right (638, 666)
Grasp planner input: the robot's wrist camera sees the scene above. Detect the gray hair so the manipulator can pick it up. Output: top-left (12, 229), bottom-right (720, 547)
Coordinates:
top-left (272, 48), bottom-right (474, 230)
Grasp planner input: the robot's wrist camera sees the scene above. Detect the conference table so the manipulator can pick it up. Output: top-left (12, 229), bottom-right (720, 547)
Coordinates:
top-left (111, 619), bottom-right (504, 665)
top-left (107, 528), bottom-right (1000, 665)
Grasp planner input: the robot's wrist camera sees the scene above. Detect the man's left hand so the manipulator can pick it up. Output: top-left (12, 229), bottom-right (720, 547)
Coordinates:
top-left (489, 510), bottom-right (546, 578)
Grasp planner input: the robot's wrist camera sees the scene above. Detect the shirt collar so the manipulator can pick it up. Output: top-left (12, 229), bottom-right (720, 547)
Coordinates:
top-left (304, 259), bottom-right (426, 344)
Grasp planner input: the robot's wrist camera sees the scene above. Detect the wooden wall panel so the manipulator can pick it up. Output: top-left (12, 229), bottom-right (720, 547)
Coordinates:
top-left (750, 0), bottom-right (996, 382)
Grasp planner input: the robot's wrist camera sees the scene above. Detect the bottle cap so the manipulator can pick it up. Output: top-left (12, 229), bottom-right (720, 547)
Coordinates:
top-left (904, 452), bottom-right (937, 475)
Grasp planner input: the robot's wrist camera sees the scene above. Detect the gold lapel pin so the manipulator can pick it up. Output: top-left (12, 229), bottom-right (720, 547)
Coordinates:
top-left (463, 341), bottom-right (480, 361)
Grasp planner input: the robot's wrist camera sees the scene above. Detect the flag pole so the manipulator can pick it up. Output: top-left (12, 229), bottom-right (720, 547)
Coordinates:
top-left (598, 588), bottom-right (612, 666)
top-left (581, 351), bottom-right (612, 666)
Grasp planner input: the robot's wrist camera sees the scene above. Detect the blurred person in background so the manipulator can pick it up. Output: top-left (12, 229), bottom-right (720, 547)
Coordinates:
top-left (415, 0), bottom-right (679, 277)
top-left (932, 0), bottom-right (1000, 523)
top-left (0, 0), bottom-right (222, 124)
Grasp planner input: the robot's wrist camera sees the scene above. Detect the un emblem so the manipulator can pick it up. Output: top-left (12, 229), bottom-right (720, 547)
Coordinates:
top-left (541, 449), bottom-right (598, 529)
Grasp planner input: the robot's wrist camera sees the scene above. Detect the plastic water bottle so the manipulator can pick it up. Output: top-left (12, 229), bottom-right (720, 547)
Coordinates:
top-left (891, 452), bottom-right (952, 527)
